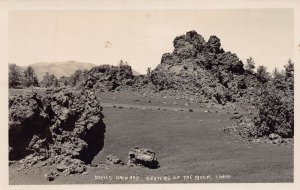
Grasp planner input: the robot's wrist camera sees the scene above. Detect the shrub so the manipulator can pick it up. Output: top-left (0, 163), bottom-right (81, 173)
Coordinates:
top-left (252, 61), bottom-right (294, 138)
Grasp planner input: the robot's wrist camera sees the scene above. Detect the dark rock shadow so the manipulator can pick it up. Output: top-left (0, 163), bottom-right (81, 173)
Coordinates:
top-left (9, 115), bottom-right (53, 160)
top-left (78, 120), bottom-right (106, 164)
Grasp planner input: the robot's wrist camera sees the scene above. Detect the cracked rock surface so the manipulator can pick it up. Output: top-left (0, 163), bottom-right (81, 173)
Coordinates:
top-left (9, 87), bottom-right (106, 176)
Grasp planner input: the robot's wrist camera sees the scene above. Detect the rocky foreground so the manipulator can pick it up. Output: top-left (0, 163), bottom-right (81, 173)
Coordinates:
top-left (9, 88), bottom-right (105, 179)
top-left (9, 91), bottom-right (293, 184)
top-left (9, 87), bottom-right (161, 181)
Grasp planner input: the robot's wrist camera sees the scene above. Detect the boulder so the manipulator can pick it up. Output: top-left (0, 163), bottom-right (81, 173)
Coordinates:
top-left (56, 157), bottom-right (86, 175)
top-left (269, 133), bottom-right (283, 144)
top-left (127, 148), bottom-right (159, 169)
top-left (230, 114), bottom-right (243, 120)
top-left (105, 155), bottom-right (124, 165)
top-left (269, 133), bottom-right (281, 140)
top-left (44, 170), bottom-right (59, 181)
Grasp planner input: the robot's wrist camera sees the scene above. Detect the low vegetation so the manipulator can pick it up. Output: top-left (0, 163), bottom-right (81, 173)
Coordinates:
top-left (252, 60), bottom-right (294, 138)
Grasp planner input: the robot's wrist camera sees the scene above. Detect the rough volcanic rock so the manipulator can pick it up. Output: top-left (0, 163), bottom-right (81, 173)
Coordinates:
top-left (127, 148), bottom-right (159, 169)
top-left (172, 30), bottom-right (206, 60)
top-left (230, 114), bottom-right (243, 120)
top-left (76, 30), bottom-right (262, 108)
top-left (269, 133), bottom-right (281, 141)
top-left (204, 35), bottom-right (224, 54)
top-left (79, 64), bottom-right (135, 91)
top-left (9, 87), bottom-right (106, 171)
top-left (44, 170), bottom-right (59, 181)
top-left (56, 157), bottom-right (86, 175)
top-left (105, 155), bottom-right (124, 165)
top-left (147, 30), bottom-right (260, 107)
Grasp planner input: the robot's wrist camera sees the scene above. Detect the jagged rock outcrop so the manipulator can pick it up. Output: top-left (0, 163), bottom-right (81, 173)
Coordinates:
top-left (79, 64), bottom-right (135, 91)
top-left (9, 87), bottom-right (106, 171)
top-left (79, 30), bottom-right (261, 107)
top-left (149, 30), bottom-right (257, 106)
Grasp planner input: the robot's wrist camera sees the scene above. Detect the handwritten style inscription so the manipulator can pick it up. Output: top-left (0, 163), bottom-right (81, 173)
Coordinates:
top-left (94, 175), bottom-right (232, 182)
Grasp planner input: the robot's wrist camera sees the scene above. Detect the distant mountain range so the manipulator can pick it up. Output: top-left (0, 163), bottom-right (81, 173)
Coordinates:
top-left (17, 61), bottom-right (141, 81)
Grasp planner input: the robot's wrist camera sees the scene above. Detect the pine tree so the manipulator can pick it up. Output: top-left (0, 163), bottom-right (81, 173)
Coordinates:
top-left (147, 67), bottom-right (151, 76)
top-left (70, 69), bottom-right (83, 86)
top-left (9, 63), bottom-right (21, 88)
top-left (23, 66), bottom-right (39, 87)
top-left (256, 65), bottom-right (270, 83)
top-left (284, 59), bottom-right (294, 79)
top-left (254, 60), bottom-right (294, 137)
top-left (245, 57), bottom-right (255, 73)
top-left (41, 72), bottom-right (59, 87)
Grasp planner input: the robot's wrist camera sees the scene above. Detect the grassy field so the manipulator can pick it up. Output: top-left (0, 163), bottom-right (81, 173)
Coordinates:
top-left (9, 90), bottom-right (293, 184)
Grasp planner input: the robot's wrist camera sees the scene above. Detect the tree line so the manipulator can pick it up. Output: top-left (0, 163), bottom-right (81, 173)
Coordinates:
top-left (9, 64), bottom-right (39, 88)
top-left (8, 63), bottom-right (90, 89)
top-left (9, 58), bottom-right (292, 90)
top-left (9, 60), bottom-right (133, 89)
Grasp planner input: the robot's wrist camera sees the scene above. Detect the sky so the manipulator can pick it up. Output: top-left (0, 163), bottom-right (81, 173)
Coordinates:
top-left (8, 9), bottom-right (294, 74)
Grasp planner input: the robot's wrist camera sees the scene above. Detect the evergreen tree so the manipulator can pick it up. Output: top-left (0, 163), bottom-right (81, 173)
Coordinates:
top-left (147, 67), bottom-right (151, 76)
top-left (253, 60), bottom-right (294, 137)
top-left (59, 76), bottom-right (71, 86)
top-left (23, 66), bottom-right (39, 87)
top-left (284, 59), bottom-right (294, 80)
top-left (118, 59), bottom-right (128, 67)
top-left (41, 72), bottom-right (59, 87)
top-left (256, 65), bottom-right (270, 83)
top-left (245, 57), bottom-right (255, 73)
top-left (284, 59), bottom-right (294, 90)
top-left (70, 69), bottom-right (83, 86)
top-left (9, 63), bottom-right (21, 88)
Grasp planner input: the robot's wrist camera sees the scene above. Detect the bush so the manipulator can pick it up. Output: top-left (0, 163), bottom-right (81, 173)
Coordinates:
top-left (252, 61), bottom-right (294, 138)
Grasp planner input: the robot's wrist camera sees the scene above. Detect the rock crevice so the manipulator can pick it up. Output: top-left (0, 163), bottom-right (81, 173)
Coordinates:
top-left (9, 87), bottom-right (106, 167)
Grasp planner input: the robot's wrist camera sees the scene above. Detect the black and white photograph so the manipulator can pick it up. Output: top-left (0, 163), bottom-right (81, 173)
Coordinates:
top-left (1, 0), bottom-right (299, 189)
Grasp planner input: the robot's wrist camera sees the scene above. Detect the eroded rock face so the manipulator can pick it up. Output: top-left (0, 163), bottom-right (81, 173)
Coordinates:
top-left (127, 148), bottom-right (159, 169)
top-left (9, 87), bottom-right (106, 169)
